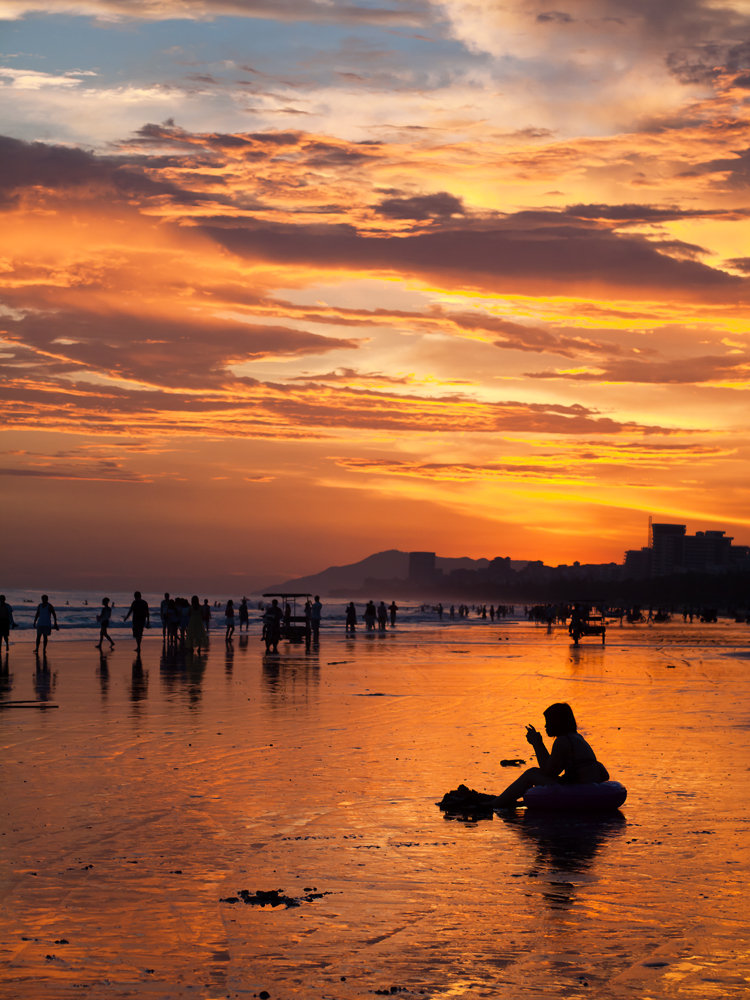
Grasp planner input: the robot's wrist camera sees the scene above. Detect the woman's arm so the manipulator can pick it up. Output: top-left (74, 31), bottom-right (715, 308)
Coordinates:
top-left (543, 736), bottom-right (570, 778)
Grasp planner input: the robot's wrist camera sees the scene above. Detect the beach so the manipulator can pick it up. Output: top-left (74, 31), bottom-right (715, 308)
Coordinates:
top-left (1, 617), bottom-right (749, 999)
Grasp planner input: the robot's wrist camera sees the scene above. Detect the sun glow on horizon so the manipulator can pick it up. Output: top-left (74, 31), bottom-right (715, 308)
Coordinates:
top-left (2, 1), bottom-right (750, 587)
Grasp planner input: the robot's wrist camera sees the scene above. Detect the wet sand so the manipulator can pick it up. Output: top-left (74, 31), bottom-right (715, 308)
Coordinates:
top-left (1, 621), bottom-right (749, 999)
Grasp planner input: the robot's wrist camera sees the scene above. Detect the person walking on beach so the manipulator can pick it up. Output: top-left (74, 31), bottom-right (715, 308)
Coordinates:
top-left (0, 595), bottom-right (15, 650)
top-left (493, 702), bottom-right (609, 809)
top-left (96, 597), bottom-right (115, 650)
top-left (187, 595), bottom-right (209, 652)
top-left (33, 595), bottom-right (59, 653)
top-left (224, 599), bottom-right (235, 641)
top-left (239, 597), bottom-right (249, 632)
top-left (202, 599), bottom-right (211, 631)
top-left (123, 591), bottom-right (150, 654)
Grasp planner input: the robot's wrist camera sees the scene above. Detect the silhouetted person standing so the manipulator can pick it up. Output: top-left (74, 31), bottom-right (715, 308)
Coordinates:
top-left (124, 591), bottom-right (150, 654)
top-left (160, 592), bottom-right (170, 639)
top-left (0, 595), bottom-right (15, 650)
top-left (345, 602), bottom-right (357, 633)
top-left (33, 595), bottom-right (58, 653)
top-left (364, 600), bottom-right (376, 631)
top-left (187, 595), bottom-right (209, 652)
top-left (311, 595), bottom-right (322, 641)
top-left (239, 597), bottom-right (249, 631)
top-left (377, 601), bottom-right (388, 631)
top-left (388, 601), bottom-right (398, 627)
top-left (263, 599), bottom-right (282, 653)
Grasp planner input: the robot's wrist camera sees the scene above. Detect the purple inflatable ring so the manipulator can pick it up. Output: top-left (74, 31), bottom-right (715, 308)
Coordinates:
top-left (523, 780), bottom-right (627, 812)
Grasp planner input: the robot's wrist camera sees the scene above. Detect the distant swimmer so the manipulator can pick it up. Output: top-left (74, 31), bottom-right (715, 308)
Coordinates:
top-left (33, 594), bottom-right (59, 653)
top-left (96, 597), bottom-right (115, 650)
top-left (493, 703), bottom-right (609, 809)
top-left (123, 591), bottom-right (150, 654)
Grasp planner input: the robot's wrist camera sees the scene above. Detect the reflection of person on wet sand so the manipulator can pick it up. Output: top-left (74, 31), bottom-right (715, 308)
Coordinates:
top-left (500, 810), bottom-right (625, 909)
top-left (494, 703), bottom-right (609, 809)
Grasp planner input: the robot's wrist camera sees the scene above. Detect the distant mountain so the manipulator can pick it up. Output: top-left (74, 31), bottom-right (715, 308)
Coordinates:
top-left (264, 550), bottom-right (408, 596)
top-left (264, 550), bottom-right (493, 597)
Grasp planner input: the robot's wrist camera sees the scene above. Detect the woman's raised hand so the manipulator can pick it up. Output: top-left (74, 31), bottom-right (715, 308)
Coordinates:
top-left (525, 724), bottom-right (543, 746)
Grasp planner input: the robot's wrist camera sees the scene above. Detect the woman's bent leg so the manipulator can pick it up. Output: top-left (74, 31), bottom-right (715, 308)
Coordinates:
top-left (495, 767), bottom-right (547, 807)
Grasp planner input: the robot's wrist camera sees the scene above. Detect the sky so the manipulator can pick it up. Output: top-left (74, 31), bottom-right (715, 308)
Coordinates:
top-left (2, 0), bottom-right (750, 591)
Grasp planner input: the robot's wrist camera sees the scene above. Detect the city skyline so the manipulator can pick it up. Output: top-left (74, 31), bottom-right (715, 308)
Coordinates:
top-left (3, 1), bottom-right (750, 589)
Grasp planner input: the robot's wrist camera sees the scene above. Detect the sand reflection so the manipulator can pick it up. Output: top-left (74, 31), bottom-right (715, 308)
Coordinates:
top-left (502, 811), bottom-right (627, 909)
top-left (1, 621), bottom-right (749, 999)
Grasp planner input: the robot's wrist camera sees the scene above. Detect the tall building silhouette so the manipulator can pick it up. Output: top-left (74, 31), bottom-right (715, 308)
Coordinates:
top-left (408, 551), bottom-right (437, 584)
top-left (626, 521), bottom-right (742, 576)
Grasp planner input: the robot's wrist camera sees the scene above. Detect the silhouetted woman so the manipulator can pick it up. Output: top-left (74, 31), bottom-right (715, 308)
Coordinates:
top-left (225, 600), bottom-right (235, 641)
top-left (494, 702), bottom-right (609, 808)
top-left (345, 602), bottom-right (357, 633)
top-left (187, 595), bottom-right (208, 652)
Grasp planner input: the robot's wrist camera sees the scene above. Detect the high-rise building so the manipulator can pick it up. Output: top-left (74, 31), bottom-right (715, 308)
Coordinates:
top-left (408, 551), bottom-right (436, 583)
top-left (625, 521), bottom-right (744, 576)
top-left (650, 523), bottom-right (686, 575)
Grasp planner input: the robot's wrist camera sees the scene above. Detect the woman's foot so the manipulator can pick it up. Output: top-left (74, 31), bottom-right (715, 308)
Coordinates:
top-left (492, 794), bottom-right (519, 809)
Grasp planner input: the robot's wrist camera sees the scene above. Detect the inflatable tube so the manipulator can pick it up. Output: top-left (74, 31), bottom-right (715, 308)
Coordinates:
top-left (523, 780), bottom-right (627, 812)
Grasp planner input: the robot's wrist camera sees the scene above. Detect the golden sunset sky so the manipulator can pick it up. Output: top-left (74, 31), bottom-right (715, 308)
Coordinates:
top-left (2, 0), bottom-right (750, 589)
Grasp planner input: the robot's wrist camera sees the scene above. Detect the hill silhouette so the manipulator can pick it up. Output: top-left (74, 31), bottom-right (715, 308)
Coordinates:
top-left (265, 549), bottom-right (491, 597)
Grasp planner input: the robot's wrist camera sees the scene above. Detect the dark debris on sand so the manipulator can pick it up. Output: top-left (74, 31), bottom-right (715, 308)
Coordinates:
top-left (437, 783), bottom-right (502, 818)
top-left (220, 888), bottom-right (333, 908)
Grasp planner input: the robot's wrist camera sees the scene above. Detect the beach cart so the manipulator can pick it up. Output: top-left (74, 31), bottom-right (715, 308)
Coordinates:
top-left (262, 592), bottom-right (312, 645)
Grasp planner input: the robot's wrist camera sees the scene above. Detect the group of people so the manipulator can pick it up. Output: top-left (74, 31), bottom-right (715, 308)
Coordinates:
top-left (347, 600), bottom-right (398, 632)
top-left (0, 594), bottom-right (60, 654)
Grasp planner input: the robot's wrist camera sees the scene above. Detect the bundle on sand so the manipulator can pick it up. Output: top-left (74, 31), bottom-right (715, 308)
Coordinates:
top-left (437, 784), bottom-right (501, 813)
